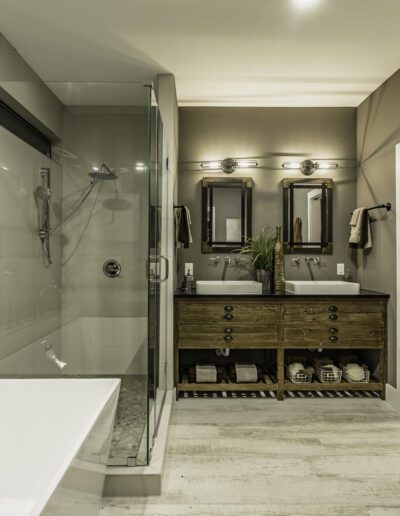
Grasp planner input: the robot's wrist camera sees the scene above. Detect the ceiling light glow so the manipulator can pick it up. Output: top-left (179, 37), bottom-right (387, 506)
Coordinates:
top-left (292, 0), bottom-right (320, 6)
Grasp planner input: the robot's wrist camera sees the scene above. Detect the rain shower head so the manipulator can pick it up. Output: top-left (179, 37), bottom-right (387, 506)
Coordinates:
top-left (88, 163), bottom-right (119, 183)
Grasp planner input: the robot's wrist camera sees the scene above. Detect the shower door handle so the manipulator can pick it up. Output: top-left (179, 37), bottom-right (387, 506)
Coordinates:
top-left (160, 255), bottom-right (169, 282)
top-left (148, 255), bottom-right (169, 283)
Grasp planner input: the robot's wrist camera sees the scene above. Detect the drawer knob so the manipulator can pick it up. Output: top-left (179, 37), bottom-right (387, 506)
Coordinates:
top-left (224, 328), bottom-right (233, 334)
top-left (304, 307), bottom-right (312, 314)
top-left (224, 314), bottom-right (234, 321)
top-left (329, 335), bottom-right (338, 343)
top-left (224, 305), bottom-right (234, 312)
top-left (329, 314), bottom-right (338, 321)
top-left (329, 328), bottom-right (338, 334)
top-left (329, 305), bottom-right (338, 312)
top-left (224, 335), bottom-right (233, 342)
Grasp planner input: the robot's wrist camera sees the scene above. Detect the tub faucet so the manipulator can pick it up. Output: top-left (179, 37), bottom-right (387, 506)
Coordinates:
top-left (43, 340), bottom-right (67, 370)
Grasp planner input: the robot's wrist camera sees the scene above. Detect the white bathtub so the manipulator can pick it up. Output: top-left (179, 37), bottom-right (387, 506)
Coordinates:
top-left (0, 378), bottom-right (120, 516)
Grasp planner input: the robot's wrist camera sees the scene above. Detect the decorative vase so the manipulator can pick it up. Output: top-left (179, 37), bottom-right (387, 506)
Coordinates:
top-left (274, 226), bottom-right (285, 294)
top-left (256, 269), bottom-right (272, 294)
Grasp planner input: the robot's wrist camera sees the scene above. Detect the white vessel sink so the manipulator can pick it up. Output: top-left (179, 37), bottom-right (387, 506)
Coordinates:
top-left (285, 280), bottom-right (360, 295)
top-left (196, 280), bottom-right (262, 295)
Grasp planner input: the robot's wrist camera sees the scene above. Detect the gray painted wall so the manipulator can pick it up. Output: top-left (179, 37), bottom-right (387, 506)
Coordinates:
top-left (357, 70), bottom-right (400, 387)
top-left (0, 33), bottom-right (63, 139)
top-left (177, 107), bottom-right (357, 285)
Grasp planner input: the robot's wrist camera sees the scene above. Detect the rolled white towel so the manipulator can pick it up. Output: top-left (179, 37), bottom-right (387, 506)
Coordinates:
top-left (344, 363), bottom-right (365, 382)
top-left (288, 363), bottom-right (304, 376)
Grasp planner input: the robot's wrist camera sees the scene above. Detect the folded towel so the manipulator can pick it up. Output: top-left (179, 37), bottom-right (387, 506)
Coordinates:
top-left (195, 364), bottom-right (217, 383)
top-left (349, 207), bottom-right (372, 249)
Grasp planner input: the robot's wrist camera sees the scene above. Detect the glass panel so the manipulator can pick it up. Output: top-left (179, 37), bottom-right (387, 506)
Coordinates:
top-left (0, 80), bottom-right (156, 467)
top-left (147, 93), bottom-right (167, 459)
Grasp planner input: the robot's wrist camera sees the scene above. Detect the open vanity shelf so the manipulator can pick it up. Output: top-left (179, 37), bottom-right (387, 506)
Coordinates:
top-left (174, 292), bottom-right (388, 401)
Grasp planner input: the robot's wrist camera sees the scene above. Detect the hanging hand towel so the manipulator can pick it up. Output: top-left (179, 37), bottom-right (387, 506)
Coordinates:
top-left (177, 205), bottom-right (193, 248)
top-left (349, 208), bottom-right (372, 249)
top-left (294, 217), bottom-right (303, 243)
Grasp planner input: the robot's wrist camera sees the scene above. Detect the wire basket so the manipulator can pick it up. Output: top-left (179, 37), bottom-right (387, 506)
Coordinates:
top-left (287, 367), bottom-right (312, 384)
top-left (342, 366), bottom-right (370, 384)
top-left (317, 366), bottom-right (342, 383)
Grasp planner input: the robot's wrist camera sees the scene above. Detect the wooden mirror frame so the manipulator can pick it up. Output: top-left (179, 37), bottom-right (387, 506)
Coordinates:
top-left (201, 177), bottom-right (253, 253)
top-left (282, 177), bottom-right (333, 254)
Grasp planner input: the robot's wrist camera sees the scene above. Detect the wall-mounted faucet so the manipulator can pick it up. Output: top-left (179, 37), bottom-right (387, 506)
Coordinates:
top-left (209, 256), bottom-right (220, 266)
top-left (221, 256), bottom-right (231, 280)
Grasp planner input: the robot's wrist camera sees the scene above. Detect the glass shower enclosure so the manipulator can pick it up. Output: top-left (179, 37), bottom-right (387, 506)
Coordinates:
top-left (0, 80), bottom-right (166, 466)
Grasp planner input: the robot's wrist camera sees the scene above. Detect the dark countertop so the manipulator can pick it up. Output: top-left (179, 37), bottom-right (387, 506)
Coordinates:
top-left (174, 288), bottom-right (389, 299)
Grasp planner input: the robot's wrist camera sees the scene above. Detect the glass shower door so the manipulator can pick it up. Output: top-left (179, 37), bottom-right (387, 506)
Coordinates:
top-left (147, 94), bottom-right (167, 458)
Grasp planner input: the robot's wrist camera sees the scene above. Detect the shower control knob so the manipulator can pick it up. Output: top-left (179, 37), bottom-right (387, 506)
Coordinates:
top-left (103, 259), bottom-right (121, 278)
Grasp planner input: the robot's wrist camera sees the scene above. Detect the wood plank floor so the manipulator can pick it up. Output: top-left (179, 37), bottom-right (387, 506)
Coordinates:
top-left (101, 398), bottom-right (400, 516)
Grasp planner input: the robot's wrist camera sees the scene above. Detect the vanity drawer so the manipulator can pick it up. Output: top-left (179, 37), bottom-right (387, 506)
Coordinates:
top-left (178, 324), bottom-right (279, 349)
top-left (283, 300), bottom-right (385, 325)
top-left (284, 324), bottom-right (384, 348)
top-left (178, 301), bottom-right (279, 325)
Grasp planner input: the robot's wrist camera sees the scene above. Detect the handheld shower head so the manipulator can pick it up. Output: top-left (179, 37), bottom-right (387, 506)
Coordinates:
top-left (35, 185), bottom-right (51, 201)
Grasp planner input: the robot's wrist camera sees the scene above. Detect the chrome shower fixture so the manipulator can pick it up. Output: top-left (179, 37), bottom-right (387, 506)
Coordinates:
top-left (88, 163), bottom-right (119, 183)
top-left (35, 167), bottom-right (52, 266)
top-left (282, 160), bottom-right (338, 176)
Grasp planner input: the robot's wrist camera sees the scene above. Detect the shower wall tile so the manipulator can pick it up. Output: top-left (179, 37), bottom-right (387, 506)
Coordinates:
top-left (0, 127), bottom-right (62, 365)
top-left (61, 107), bottom-right (150, 326)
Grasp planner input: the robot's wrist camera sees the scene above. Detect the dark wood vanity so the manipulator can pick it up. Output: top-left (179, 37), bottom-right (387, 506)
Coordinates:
top-left (174, 291), bottom-right (388, 400)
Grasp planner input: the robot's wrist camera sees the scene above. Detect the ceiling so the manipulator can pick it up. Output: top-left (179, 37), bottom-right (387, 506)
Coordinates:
top-left (1, 0), bottom-right (400, 107)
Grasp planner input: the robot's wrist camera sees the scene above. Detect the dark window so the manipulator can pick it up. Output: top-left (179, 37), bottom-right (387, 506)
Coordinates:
top-left (0, 101), bottom-right (51, 157)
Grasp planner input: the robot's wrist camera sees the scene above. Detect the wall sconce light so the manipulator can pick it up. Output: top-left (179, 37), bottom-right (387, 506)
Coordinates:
top-left (282, 160), bottom-right (338, 176)
top-left (201, 158), bottom-right (258, 174)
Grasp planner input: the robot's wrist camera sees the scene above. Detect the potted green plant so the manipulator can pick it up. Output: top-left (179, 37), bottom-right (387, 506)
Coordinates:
top-left (239, 228), bottom-right (276, 292)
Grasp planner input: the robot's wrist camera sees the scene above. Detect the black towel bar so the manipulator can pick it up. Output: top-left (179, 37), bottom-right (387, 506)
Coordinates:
top-left (351, 203), bottom-right (391, 215)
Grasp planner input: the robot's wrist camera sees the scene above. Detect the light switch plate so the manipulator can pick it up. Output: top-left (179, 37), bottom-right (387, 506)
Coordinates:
top-left (337, 263), bottom-right (345, 275)
top-left (185, 263), bottom-right (194, 276)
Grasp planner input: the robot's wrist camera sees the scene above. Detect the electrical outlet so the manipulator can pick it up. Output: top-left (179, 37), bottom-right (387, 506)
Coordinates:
top-left (337, 263), bottom-right (345, 275)
top-left (185, 263), bottom-right (193, 276)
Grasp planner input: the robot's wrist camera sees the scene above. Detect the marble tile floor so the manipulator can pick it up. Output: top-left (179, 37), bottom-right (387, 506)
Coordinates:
top-left (108, 375), bottom-right (147, 461)
top-left (101, 398), bottom-right (400, 515)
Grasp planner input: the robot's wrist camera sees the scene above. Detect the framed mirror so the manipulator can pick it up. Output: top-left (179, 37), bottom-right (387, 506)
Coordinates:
top-left (201, 177), bottom-right (253, 253)
top-left (283, 178), bottom-right (333, 254)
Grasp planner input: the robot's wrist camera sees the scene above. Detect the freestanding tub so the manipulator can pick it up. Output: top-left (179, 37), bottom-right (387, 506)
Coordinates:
top-left (0, 378), bottom-right (120, 516)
